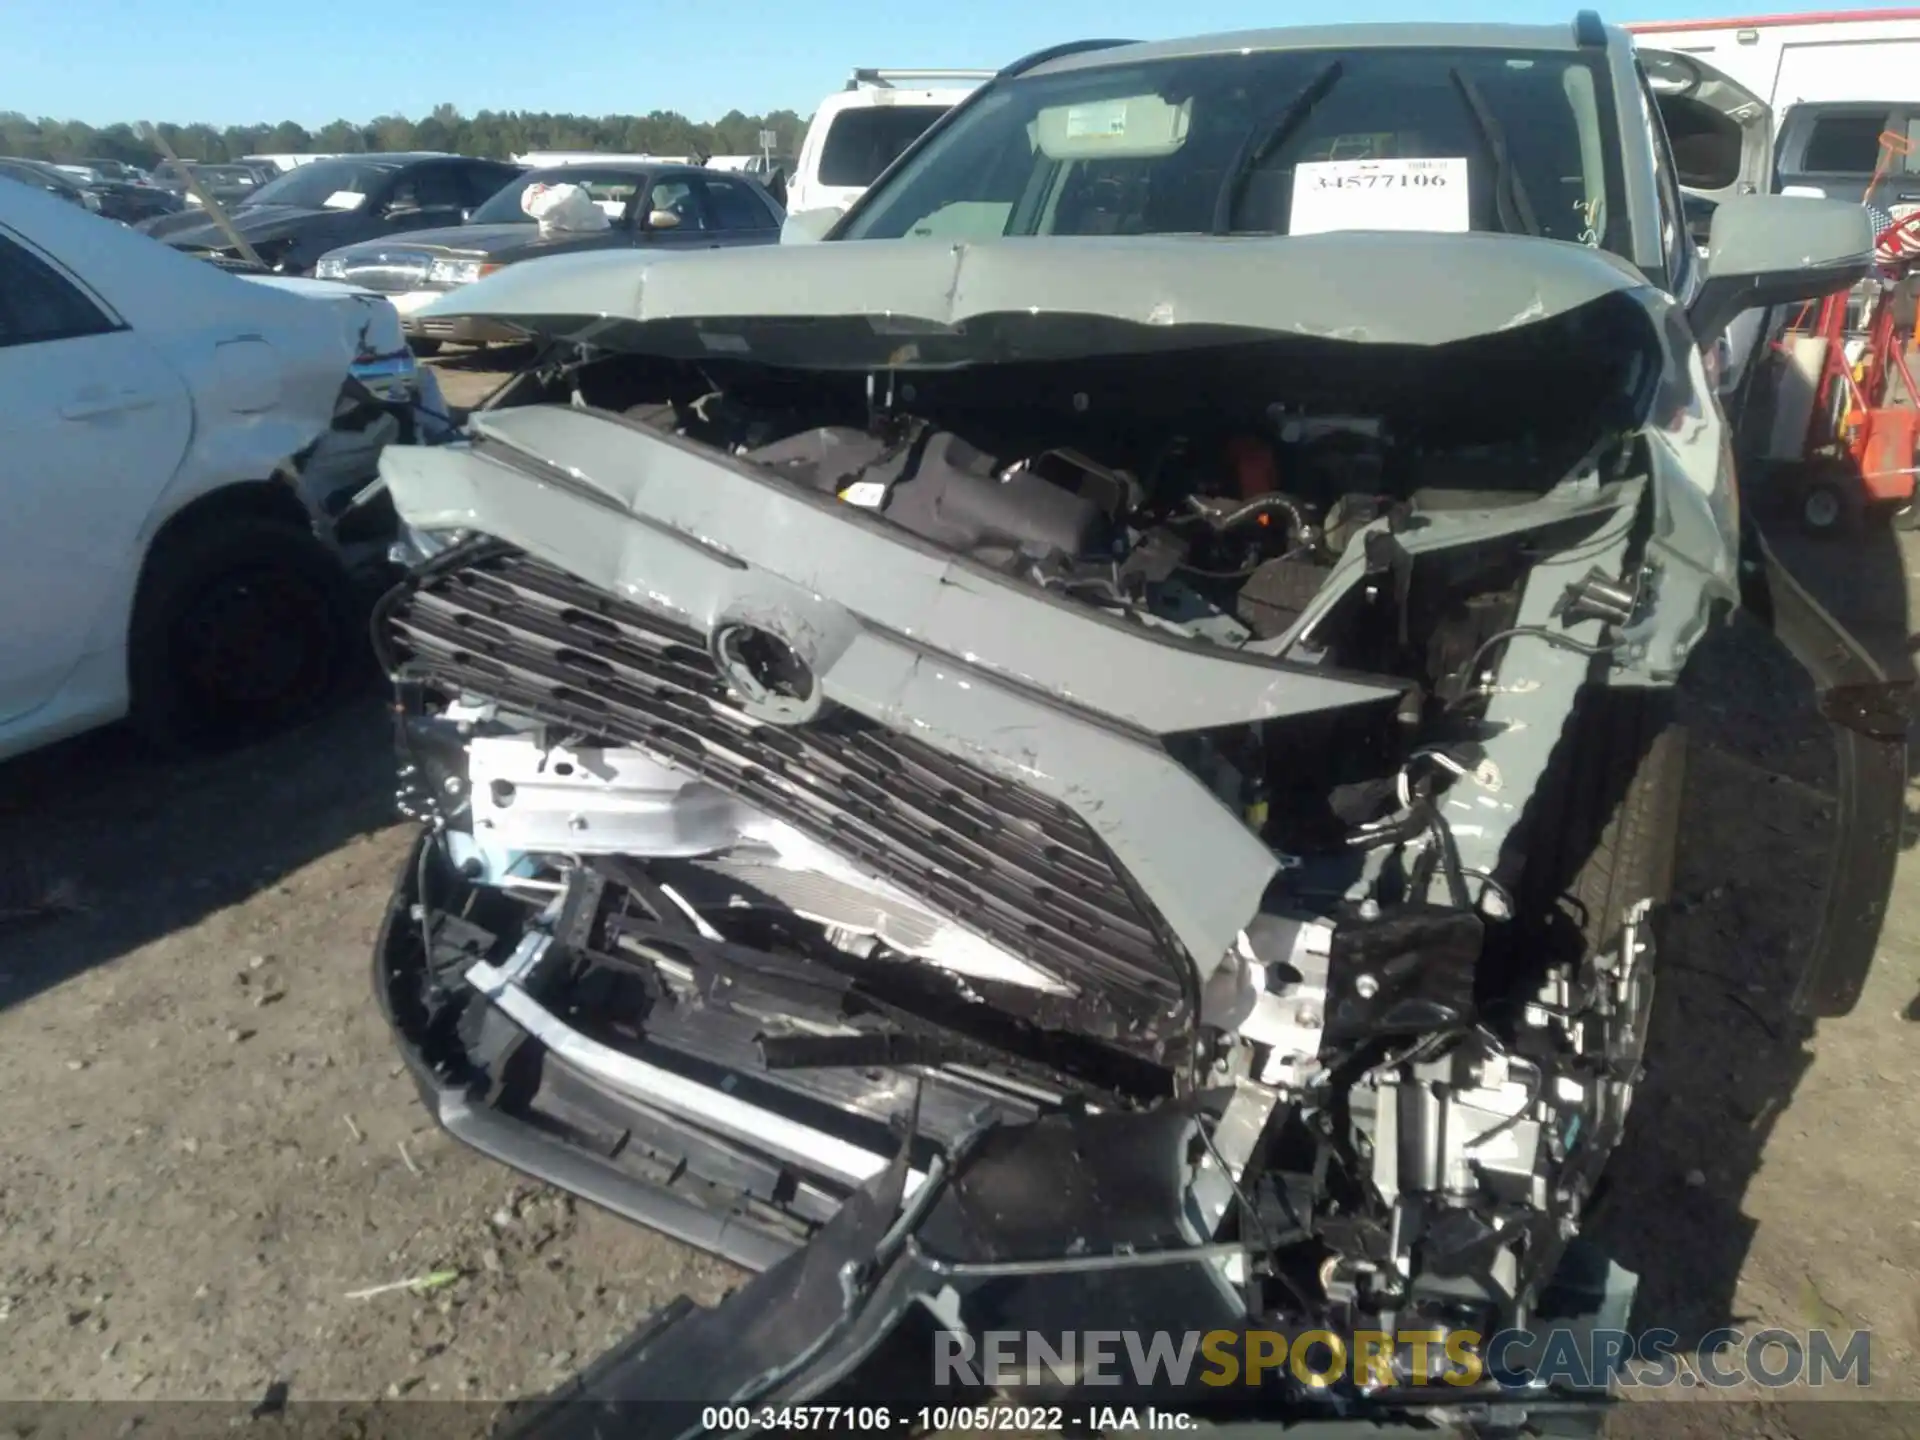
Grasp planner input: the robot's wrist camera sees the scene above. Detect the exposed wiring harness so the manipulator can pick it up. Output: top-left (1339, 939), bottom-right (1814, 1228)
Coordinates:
top-left (1444, 625), bottom-right (1619, 711)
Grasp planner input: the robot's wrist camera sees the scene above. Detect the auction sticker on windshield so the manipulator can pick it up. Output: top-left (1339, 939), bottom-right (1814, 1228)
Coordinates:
top-left (1289, 157), bottom-right (1469, 236)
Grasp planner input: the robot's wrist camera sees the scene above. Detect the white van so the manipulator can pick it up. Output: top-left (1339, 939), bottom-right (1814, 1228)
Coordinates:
top-left (784, 68), bottom-right (991, 217)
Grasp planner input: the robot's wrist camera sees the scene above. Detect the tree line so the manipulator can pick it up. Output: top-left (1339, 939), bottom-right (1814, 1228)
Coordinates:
top-left (0, 103), bottom-right (811, 167)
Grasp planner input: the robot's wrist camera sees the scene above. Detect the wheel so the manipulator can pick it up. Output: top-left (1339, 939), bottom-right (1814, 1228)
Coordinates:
top-left (127, 514), bottom-right (355, 753)
top-left (408, 337), bottom-right (443, 358)
top-left (1510, 689), bottom-right (1687, 1181)
top-left (1799, 472), bottom-right (1861, 537)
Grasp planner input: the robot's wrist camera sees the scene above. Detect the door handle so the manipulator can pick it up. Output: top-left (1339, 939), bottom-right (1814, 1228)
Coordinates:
top-left (61, 389), bottom-right (159, 421)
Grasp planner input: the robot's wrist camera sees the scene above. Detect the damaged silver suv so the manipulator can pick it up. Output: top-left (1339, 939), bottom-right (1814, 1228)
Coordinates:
top-left (367, 15), bottom-right (1900, 1436)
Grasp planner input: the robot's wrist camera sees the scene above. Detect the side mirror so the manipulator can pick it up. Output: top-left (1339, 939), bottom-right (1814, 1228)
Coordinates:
top-left (1688, 195), bottom-right (1875, 344)
top-left (647, 209), bottom-right (681, 230)
top-left (780, 206), bottom-right (840, 245)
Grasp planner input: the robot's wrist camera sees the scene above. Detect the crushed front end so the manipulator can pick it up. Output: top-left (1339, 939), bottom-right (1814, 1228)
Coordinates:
top-left (366, 236), bottom-right (1901, 1433)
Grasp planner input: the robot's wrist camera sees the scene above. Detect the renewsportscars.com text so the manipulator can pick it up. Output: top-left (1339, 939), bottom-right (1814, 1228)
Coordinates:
top-left (934, 1326), bottom-right (1873, 1391)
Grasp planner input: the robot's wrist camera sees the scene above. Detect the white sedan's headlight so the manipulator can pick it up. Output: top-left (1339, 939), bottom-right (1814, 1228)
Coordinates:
top-left (427, 258), bottom-right (492, 285)
top-left (314, 256), bottom-right (347, 279)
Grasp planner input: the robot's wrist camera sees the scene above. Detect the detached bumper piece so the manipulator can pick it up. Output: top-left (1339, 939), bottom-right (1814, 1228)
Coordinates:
top-left (376, 822), bottom-right (1166, 1274)
top-left (485, 1100), bottom-right (1629, 1440)
top-left (377, 826), bottom-right (1625, 1440)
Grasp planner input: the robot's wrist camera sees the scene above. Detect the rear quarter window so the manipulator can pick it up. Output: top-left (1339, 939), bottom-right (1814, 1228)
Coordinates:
top-left (0, 233), bottom-right (117, 349)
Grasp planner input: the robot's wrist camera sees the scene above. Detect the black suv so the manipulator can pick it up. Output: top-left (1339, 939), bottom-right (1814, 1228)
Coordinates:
top-left (139, 152), bottom-right (524, 275)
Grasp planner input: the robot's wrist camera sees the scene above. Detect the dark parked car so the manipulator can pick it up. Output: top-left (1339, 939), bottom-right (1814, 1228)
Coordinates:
top-left (140, 152), bottom-right (524, 275)
top-left (0, 156), bottom-right (181, 224)
top-left (313, 162), bottom-right (783, 350)
top-left (78, 157), bottom-right (156, 185)
top-left (147, 160), bottom-right (276, 213)
top-left (0, 157), bottom-right (93, 210)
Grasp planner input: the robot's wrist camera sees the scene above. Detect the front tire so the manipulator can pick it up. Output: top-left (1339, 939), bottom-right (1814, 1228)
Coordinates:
top-left (408, 337), bottom-right (443, 358)
top-left (127, 515), bottom-right (355, 753)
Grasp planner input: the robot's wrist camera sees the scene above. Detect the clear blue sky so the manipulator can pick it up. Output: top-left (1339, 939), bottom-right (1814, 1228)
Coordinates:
top-left (0, 0), bottom-right (1843, 128)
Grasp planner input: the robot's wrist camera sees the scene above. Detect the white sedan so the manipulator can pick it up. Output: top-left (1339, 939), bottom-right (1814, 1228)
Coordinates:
top-left (0, 178), bottom-right (442, 760)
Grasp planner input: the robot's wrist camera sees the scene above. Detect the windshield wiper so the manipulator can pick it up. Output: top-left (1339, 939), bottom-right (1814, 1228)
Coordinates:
top-left (1209, 59), bottom-right (1345, 235)
top-left (1449, 68), bottom-right (1541, 237)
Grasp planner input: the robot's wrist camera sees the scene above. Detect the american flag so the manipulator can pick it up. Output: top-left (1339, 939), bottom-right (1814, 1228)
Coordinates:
top-left (1871, 202), bottom-right (1920, 273)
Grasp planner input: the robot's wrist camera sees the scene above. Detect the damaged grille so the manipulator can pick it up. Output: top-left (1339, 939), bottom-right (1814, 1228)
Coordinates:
top-left (385, 548), bottom-right (1193, 1038)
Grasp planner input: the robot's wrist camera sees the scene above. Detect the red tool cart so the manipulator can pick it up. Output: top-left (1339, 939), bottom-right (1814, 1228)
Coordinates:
top-left (1757, 134), bottom-right (1920, 534)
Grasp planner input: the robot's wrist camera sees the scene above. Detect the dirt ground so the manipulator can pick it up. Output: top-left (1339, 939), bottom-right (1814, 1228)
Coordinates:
top-left (1, 354), bottom-right (1917, 1435)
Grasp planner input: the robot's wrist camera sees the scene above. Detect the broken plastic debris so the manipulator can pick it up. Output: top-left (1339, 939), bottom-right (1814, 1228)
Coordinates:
top-left (344, 1270), bottom-right (462, 1301)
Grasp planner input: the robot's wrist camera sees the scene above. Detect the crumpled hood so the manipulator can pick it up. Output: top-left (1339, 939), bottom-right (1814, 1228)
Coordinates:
top-left (416, 231), bottom-right (1656, 361)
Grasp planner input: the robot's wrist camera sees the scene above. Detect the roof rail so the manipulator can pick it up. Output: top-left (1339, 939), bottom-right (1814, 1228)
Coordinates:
top-left (999, 38), bottom-right (1139, 79)
top-left (845, 67), bottom-right (996, 90)
top-left (1574, 10), bottom-right (1609, 46)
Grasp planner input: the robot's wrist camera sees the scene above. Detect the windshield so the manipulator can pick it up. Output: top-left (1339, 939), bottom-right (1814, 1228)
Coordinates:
top-left (470, 167), bottom-right (647, 224)
top-left (841, 46), bottom-right (1627, 254)
top-left (247, 158), bottom-right (399, 210)
top-left (819, 105), bottom-right (952, 189)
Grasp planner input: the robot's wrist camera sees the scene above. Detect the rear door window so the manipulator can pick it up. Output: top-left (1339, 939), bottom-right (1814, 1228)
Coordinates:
top-left (456, 163), bottom-right (519, 208)
top-left (818, 105), bottom-right (950, 188)
top-left (701, 174), bottom-right (777, 230)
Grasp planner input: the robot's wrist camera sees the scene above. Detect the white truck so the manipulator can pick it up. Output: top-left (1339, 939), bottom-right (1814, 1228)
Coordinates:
top-left (1627, 8), bottom-right (1920, 106)
top-left (784, 68), bottom-right (992, 217)
top-left (1628, 9), bottom-right (1920, 202)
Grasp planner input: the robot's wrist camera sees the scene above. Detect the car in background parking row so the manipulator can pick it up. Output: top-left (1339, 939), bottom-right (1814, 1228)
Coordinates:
top-left (0, 177), bottom-right (439, 761)
top-left (150, 159), bottom-right (279, 212)
top-left (314, 161), bottom-right (784, 351)
top-left (0, 156), bottom-right (184, 225)
top-left (77, 158), bottom-right (156, 185)
top-left (142, 153), bottom-right (525, 276)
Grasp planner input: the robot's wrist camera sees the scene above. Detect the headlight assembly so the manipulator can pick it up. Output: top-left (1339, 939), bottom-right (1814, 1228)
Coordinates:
top-left (314, 256), bottom-right (348, 279)
top-left (427, 258), bottom-right (498, 286)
